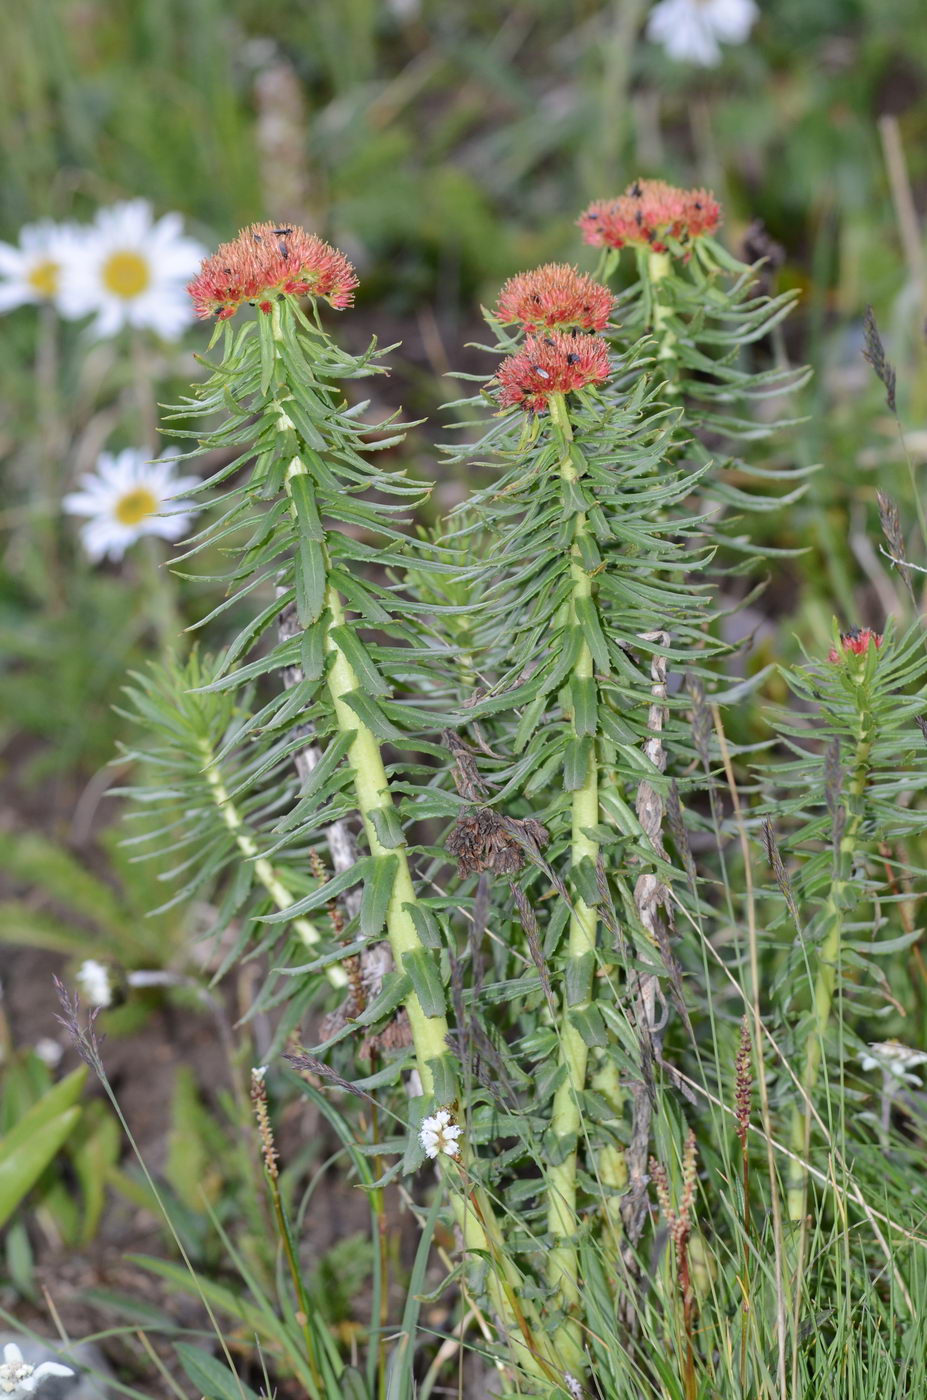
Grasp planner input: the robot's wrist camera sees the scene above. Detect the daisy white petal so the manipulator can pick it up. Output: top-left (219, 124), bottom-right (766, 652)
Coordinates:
top-left (0, 220), bottom-right (87, 314)
top-left (64, 446), bottom-right (202, 562)
top-left (56, 200), bottom-right (207, 340)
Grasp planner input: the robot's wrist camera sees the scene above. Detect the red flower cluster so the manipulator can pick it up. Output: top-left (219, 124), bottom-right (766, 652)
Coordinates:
top-left (188, 222), bottom-right (358, 320)
top-left (495, 264), bottom-right (615, 332)
top-left (495, 331), bottom-right (610, 414)
top-left (828, 627), bottom-right (883, 664)
top-left (578, 179), bottom-right (722, 255)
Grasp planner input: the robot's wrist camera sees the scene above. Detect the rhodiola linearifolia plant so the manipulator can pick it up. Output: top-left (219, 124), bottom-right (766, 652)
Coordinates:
top-left (112, 187), bottom-right (837, 1397)
top-left (122, 222), bottom-right (564, 1389)
top-left (578, 178), bottom-right (813, 555)
top-left (436, 263), bottom-right (723, 1376)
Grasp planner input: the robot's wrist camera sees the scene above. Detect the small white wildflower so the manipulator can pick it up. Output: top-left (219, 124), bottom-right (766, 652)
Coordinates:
top-left (56, 198), bottom-right (205, 340)
top-left (859, 1040), bottom-right (927, 1086)
top-left (419, 1108), bottom-right (462, 1160)
top-left (0, 221), bottom-right (86, 314)
top-left (251, 1066), bottom-right (268, 1083)
top-left (75, 959), bottom-right (114, 1009)
top-left (646, 0), bottom-right (758, 67)
top-left (33, 1039), bottom-right (63, 1070)
top-left (63, 446), bottom-right (200, 562)
top-left (564, 1375), bottom-right (585, 1400)
top-left (0, 1343), bottom-right (74, 1396)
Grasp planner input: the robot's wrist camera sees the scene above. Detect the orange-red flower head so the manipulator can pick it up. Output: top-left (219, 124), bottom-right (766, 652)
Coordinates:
top-left (495, 264), bottom-right (616, 333)
top-left (828, 627), bottom-right (883, 664)
top-left (578, 179), bottom-right (722, 254)
top-left (188, 223), bottom-right (358, 320)
top-left (495, 331), bottom-right (610, 414)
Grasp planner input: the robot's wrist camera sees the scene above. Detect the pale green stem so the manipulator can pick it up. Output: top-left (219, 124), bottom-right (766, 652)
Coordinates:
top-left (787, 711), bottom-right (872, 1222)
top-left (543, 393), bottom-right (599, 1377)
top-left (321, 578), bottom-right (453, 1088)
top-left (647, 250), bottom-right (679, 391)
top-left (197, 735), bottom-right (346, 986)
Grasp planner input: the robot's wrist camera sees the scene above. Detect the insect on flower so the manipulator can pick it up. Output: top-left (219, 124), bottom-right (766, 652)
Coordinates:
top-left (188, 221), bottom-right (358, 320)
top-left (495, 330), bottom-right (610, 413)
top-left (495, 264), bottom-right (616, 333)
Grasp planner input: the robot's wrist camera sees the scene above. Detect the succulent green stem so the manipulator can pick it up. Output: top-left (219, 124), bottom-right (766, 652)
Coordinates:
top-left (787, 709), bottom-right (873, 1222)
top-left (543, 392), bottom-right (599, 1375)
top-left (197, 736), bottom-right (342, 982)
top-left (647, 250), bottom-right (679, 388)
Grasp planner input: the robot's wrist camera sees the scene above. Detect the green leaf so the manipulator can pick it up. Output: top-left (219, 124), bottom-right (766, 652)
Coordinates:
top-left (300, 618), bottom-right (327, 681)
top-left (568, 1004), bottom-right (607, 1046)
top-left (287, 470), bottom-right (324, 540)
top-left (341, 689), bottom-right (404, 741)
top-left (174, 1342), bottom-right (262, 1400)
top-left (330, 625), bottom-right (389, 696)
top-left (571, 677), bottom-right (598, 736)
top-left (260, 857), bottom-right (375, 921)
top-left (370, 805), bottom-right (405, 849)
top-left (0, 1105), bottom-right (83, 1228)
top-left (565, 952), bottom-right (594, 1007)
top-left (402, 948), bottom-right (446, 1018)
top-left (563, 736), bottom-right (593, 790)
top-left (574, 595), bottom-right (608, 669)
top-left (404, 901), bottom-right (443, 949)
top-left (294, 536), bottom-right (327, 626)
top-left (360, 855), bottom-right (398, 937)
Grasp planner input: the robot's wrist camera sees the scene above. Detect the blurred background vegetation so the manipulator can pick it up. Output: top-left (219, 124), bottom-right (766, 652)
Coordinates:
top-left (1, 0), bottom-right (926, 1387)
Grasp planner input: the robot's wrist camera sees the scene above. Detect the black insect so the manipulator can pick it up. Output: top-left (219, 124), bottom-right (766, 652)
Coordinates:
top-left (273, 227), bottom-right (293, 260)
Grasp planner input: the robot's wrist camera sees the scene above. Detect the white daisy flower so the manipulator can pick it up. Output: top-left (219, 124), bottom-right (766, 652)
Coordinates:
top-left (419, 1108), bottom-right (462, 1160)
top-left (0, 1342), bottom-right (74, 1396)
top-left (56, 198), bottom-right (206, 340)
top-left (74, 959), bottom-right (114, 1009)
top-left (859, 1040), bottom-right (927, 1086)
top-left (0, 220), bottom-right (85, 314)
top-left (63, 447), bottom-right (200, 562)
top-left (646, 0), bottom-right (758, 66)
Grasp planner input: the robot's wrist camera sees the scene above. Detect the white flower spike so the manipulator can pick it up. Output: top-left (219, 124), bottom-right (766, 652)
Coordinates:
top-left (647, 0), bottom-right (758, 67)
top-left (0, 1343), bottom-right (74, 1397)
top-left (419, 1109), bottom-right (462, 1160)
top-left (859, 1041), bottom-right (927, 1087)
top-left (56, 198), bottom-right (206, 340)
top-left (0, 221), bottom-right (86, 315)
top-left (63, 447), bottom-right (200, 562)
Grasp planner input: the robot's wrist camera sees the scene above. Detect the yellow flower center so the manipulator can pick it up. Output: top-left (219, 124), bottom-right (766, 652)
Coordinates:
top-left (27, 258), bottom-right (60, 298)
top-left (101, 250), bottom-right (151, 299)
top-left (114, 487), bottom-right (158, 525)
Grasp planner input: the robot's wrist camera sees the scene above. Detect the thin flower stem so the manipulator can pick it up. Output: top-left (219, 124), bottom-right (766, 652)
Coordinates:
top-left (196, 734), bottom-right (348, 987)
top-left (543, 391), bottom-right (598, 1375)
top-left (264, 1164), bottom-right (326, 1396)
top-left (138, 535), bottom-right (181, 657)
top-left (787, 715), bottom-right (873, 1223)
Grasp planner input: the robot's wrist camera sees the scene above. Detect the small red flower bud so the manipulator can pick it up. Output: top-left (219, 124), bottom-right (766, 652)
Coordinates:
top-left (827, 627), bottom-right (883, 663)
top-left (578, 178), bottom-right (722, 254)
top-left (495, 264), bottom-right (616, 333)
top-left (188, 223), bottom-right (358, 321)
top-left (495, 330), bottom-right (610, 414)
